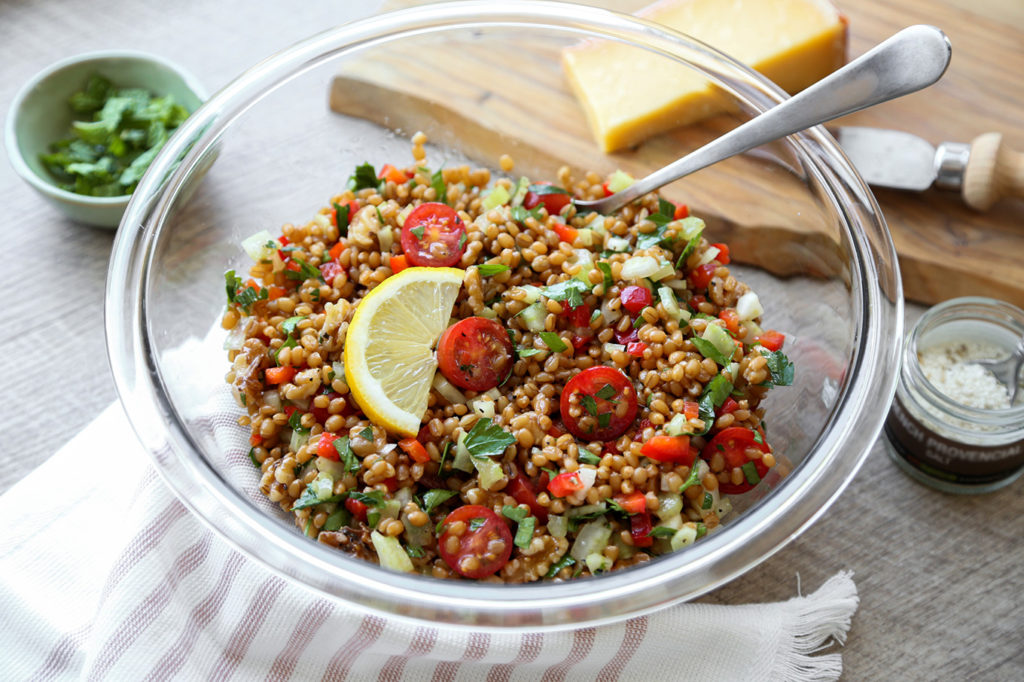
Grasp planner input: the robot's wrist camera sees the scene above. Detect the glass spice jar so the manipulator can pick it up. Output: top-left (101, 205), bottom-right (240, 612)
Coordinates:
top-left (884, 297), bottom-right (1024, 494)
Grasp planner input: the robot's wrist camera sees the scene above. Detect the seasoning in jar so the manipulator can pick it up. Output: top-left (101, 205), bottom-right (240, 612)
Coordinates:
top-left (884, 297), bottom-right (1024, 494)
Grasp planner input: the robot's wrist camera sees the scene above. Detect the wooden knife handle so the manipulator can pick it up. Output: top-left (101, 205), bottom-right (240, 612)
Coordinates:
top-left (962, 132), bottom-right (1024, 210)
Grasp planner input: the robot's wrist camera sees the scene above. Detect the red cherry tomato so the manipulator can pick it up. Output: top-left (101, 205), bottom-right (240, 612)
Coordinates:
top-left (437, 505), bottom-right (513, 579)
top-left (716, 397), bottom-right (740, 417)
top-left (437, 317), bottom-right (514, 391)
top-left (564, 302), bottom-right (591, 328)
top-left (688, 263), bottom-right (717, 290)
top-left (626, 341), bottom-right (647, 357)
top-left (701, 426), bottom-right (771, 494)
top-left (345, 497), bottom-right (368, 520)
top-left (400, 202), bottom-right (466, 267)
top-left (398, 438), bottom-right (431, 464)
top-left (673, 203), bottom-right (689, 220)
top-left (756, 330), bottom-right (786, 351)
top-left (508, 473), bottom-right (549, 523)
top-left (560, 366), bottom-right (639, 442)
top-left (320, 261), bottom-right (343, 283)
top-left (640, 435), bottom-right (694, 465)
top-left (718, 308), bottom-right (740, 335)
top-left (619, 285), bottom-right (652, 316)
top-left (547, 471), bottom-right (585, 498)
top-left (614, 327), bottom-right (639, 346)
top-left (630, 512), bottom-right (653, 548)
top-left (522, 182), bottom-right (572, 215)
top-left (710, 242), bottom-right (731, 265)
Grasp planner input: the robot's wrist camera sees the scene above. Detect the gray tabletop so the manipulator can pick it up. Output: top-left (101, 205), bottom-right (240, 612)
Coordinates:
top-left (1, 1), bottom-right (1021, 679)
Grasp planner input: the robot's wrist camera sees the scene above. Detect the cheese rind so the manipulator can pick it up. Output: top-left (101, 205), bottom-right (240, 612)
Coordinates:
top-left (562, 0), bottom-right (848, 152)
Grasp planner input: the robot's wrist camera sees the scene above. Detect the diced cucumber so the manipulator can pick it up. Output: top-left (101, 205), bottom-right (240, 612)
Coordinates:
top-left (676, 216), bottom-right (705, 241)
top-left (572, 249), bottom-right (595, 284)
top-left (606, 169), bottom-right (634, 193)
top-left (517, 284), bottom-right (542, 304)
top-left (316, 456), bottom-right (347, 479)
top-left (649, 260), bottom-right (675, 281)
top-left (603, 342), bottom-right (626, 355)
top-left (472, 454), bottom-right (505, 490)
top-left (402, 512), bottom-right (433, 547)
top-left (585, 552), bottom-right (613, 574)
top-left (570, 520), bottom-right (612, 561)
top-left (736, 291), bottom-right (764, 321)
top-left (307, 472), bottom-right (335, 502)
top-left (469, 397), bottom-right (496, 419)
top-left (664, 413), bottom-right (690, 437)
top-left (482, 184), bottom-right (511, 210)
top-left (510, 176), bottom-right (530, 206)
top-left (658, 287), bottom-right (690, 324)
top-left (606, 236), bottom-right (630, 252)
top-left (670, 524), bottom-right (698, 551)
top-left (519, 301), bottom-right (546, 333)
top-left (547, 514), bottom-right (568, 538)
top-left (567, 502), bottom-right (607, 520)
top-left (655, 493), bottom-right (683, 520)
top-left (702, 323), bottom-right (736, 364)
top-left (575, 228), bottom-right (595, 247)
top-left (323, 507), bottom-right (351, 531)
top-left (241, 230), bottom-right (275, 262)
top-left (620, 256), bottom-right (659, 280)
top-left (452, 431), bottom-right (473, 472)
top-left (370, 531), bottom-right (415, 572)
top-left (289, 428), bottom-right (309, 453)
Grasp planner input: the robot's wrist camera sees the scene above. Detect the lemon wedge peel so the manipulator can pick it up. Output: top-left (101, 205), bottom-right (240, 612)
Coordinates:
top-left (343, 266), bottom-right (464, 436)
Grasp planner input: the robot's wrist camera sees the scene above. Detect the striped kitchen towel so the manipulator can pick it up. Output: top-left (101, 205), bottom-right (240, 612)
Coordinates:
top-left (0, 402), bottom-right (858, 681)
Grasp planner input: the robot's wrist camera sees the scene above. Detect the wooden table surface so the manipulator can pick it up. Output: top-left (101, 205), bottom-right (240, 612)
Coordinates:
top-left (1, 1), bottom-right (1021, 679)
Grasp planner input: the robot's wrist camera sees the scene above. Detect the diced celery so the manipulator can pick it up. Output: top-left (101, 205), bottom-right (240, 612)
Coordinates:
top-left (316, 456), bottom-right (347, 479)
top-left (575, 228), bottom-right (594, 247)
top-left (676, 216), bottom-right (705, 240)
top-left (696, 246), bottom-right (721, 266)
top-left (547, 514), bottom-right (568, 538)
top-left (289, 428), bottom-right (309, 453)
top-left (655, 493), bottom-right (683, 520)
top-left (606, 235), bottom-right (630, 252)
top-left (370, 531), bottom-right (415, 572)
top-left (670, 524), bottom-right (698, 551)
top-left (572, 249), bottom-right (595, 284)
top-left (519, 302), bottom-right (546, 333)
top-left (649, 260), bottom-right (675, 281)
top-left (377, 226), bottom-right (394, 252)
top-left (432, 373), bottom-right (467, 405)
top-left (570, 520), bottom-right (612, 561)
top-left (606, 170), bottom-right (634, 193)
top-left (664, 413), bottom-right (690, 436)
top-left (585, 552), bottom-right (613, 573)
top-left (482, 184), bottom-right (511, 210)
top-left (517, 284), bottom-right (542, 304)
top-left (603, 342), bottom-right (626, 355)
top-left (702, 323), bottom-right (736, 364)
top-left (658, 286), bottom-right (691, 324)
top-left (510, 176), bottom-right (530, 206)
top-left (567, 502), bottom-right (607, 520)
top-left (452, 431), bottom-right (473, 472)
top-left (469, 397), bottom-right (496, 419)
top-left (620, 255), bottom-right (659, 279)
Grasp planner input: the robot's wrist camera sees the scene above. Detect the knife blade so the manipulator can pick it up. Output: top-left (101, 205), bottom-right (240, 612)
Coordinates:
top-left (836, 126), bottom-right (1024, 210)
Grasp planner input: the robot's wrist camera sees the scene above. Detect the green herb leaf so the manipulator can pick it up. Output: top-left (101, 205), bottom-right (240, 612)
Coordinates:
top-left (359, 427), bottom-right (374, 441)
top-left (292, 487), bottom-right (344, 511)
top-left (595, 383), bottom-right (617, 401)
top-left (348, 162), bottom-right (380, 191)
top-left (679, 461), bottom-right (702, 493)
top-left (695, 523), bottom-right (708, 539)
top-left (468, 517), bottom-right (486, 531)
top-left (287, 410), bottom-right (309, 435)
top-left (580, 394), bottom-right (599, 416)
top-left (410, 225), bottom-right (425, 240)
top-left (405, 545), bottom-right (425, 558)
top-left (760, 349), bottom-right (795, 387)
top-left (596, 261), bottom-right (613, 291)
top-left (513, 516), bottom-right (535, 549)
top-left (546, 554), bottom-right (576, 578)
top-left (691, 337), bottom-right (731, 367)
top-left (502, 505), bottom-right (530, 523)
top-left (431, 168), bottom-right (448, 204)
top-left (741, 461), bottom-right (762, 485)
top-left (695, 374), bottom-right (733, 436)
top-left (541, 279), bottom-right (591, 308)
top-left (462, 417), bottom-right (516, 460)
top-left (510, 205), bottom-right (543, 224)
top-left (527, 183), bottom-right (570, 196)
top-left (348, 490), bottom-right (385, 507)
top-left (636, 224), bottom-right (668, 250)
top-left (538, 331), bottom-right (568, 352)
top-left (597, 413), bottom-right (611, 429)
top-left (248, 447), bottom-right (261, 468)
top-left (517, 347), bottom-right (543, 358)
top-left (281, 316), bottom-right (305, 336)
top-left (284, 258), bottom-right (324, 283)
top-left (478, 263), bottom-right (510, 277)
top-left (438, 441), bottom-right (451, 472)
top-left (607, 498), bottom-right (630, 515)
top-left (676, 232), bottom-right (702, 269)
top-left (333, 436), bottom-right (360, 473)
top-left (579, 451), bottom-right (602, 466)
top-left (323, 508), bottom-right (351, 531)
top-left (753, 430), bottom-right (764, 444)
top-left (423, 489), bottom-right (458, 514)
top-left (333, 202), bottom-right (351, 236)
top-left (649, 526), bottom-right (677, 539)
top-left (701, 492), bottom-right (714, 510)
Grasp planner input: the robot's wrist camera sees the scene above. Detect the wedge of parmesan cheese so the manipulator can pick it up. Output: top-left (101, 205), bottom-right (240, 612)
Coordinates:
top-left (562, 0), bottom-right (848, 152)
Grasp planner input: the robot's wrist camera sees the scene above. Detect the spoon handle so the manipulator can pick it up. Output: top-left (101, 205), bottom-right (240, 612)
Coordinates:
top-left (601, 25), bottom-right (952, 211)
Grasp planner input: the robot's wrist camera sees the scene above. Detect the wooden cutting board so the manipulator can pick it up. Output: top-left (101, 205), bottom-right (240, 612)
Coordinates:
top-left (333, 0), bottom-right (1024, 307)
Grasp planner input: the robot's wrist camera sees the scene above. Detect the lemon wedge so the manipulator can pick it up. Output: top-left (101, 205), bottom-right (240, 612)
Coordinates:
top-left (343, 266), bottom-right (464, 436)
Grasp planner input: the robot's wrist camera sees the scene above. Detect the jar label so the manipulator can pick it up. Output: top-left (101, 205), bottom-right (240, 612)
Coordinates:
top-left (885, 396), bottom-right (1024, 484)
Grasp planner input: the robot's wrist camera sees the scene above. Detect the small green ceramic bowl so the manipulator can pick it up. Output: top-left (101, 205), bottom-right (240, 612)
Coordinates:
top-left (5, 50), bottom-right (206, 229)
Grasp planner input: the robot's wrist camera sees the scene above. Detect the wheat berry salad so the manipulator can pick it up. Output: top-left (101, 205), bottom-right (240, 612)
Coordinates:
top-left (221, 133), bottom-right (794, 582)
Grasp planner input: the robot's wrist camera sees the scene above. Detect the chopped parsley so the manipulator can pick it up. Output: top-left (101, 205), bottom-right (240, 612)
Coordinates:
top-left (649, 526), bottom-right (677, 539)
top-left (478, 263), bottom-right (510, 277)
top-left (676, 232), bottom-right (702, 269)
top-left (679, 461), bottom-right (702, 493)
top-left (636, 199), bottom-right (677, 249)
top-left (287, 410), bottom-right (309, 435)
top-left (580, 393), bottom-right (599, 416)
top-left (510, 205), bottom-right (543, 224)
top-left (760, 349), bottom-right (795, 387)
top-left (281, 316), bottom-right (305, 336)
top-left (546, 554), bottom-right (576, 578)
top-left (468, 517), bottom-right (487, 531)
top-left (541, 279), bottom-right (591, 308)
top-left (438, 441), bottom-right (451, 472)
top-left (579, 451), bottom-right (602, 466)
top-left (462, 417), bottom-right (516, 460)
top-left (248, 447), bottom-right (261, 468)
top-left (332, 201), bottom-right (351, 236)
top-left (595, 383), bottom-right (617, 401)
top-left (691, 337), bottom-right (732, 367)
top-left (513, 516), bottom-right (535, 549)
top-left (431, 167), bottom-right (447, 204)
top-left (224, 270), bottom-right (267, 314)
top-left (701, 492), bottom-right (714, 510)
top-left (538, 331), bottom-right (568, 352)
top-left (359, 426), bottom-right (374, 441)
top-left (741, 461), bottom-right (762, 485)
top-left (422, 489), bottom-right (458, 514)
top-left (517, 347), bottom-right (543, 358)
top-left (348, 162), bottom-right (381, 191)
top-left (405, 545), bottom-right (425, 558)
top-left (284, 258), bottom-right (324, 283)
top-left (607, 498), bottom-right (631, 515)
top-left (596, 261), bottom-right (613, 291)
top-left (348, 490), bottom-right (386, 507)
top-left (501, 505), bottom-right (529, 523)
top-left (410, 225), bottom-right (425, 240)
top-left (332, 436), bottom-right (360, 473)
top-left (696, 374), bottom-right (733, 436)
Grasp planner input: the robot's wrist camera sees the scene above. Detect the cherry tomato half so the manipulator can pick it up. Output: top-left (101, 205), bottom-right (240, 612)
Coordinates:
top-left (522, 182), bottom-right (573, 215)
top-left (688, 263), bottom-right (717, 290)
top-left (438, 505), bottom-right (513, 579)
top-left (640, 435), bottom-right (694, 465)
top-left (701, 426), bottom-right (771, 494)
top-left (508, 473), bottom-right (548, 523)
top-left (437, 317), bottom-right (514, 391)
top-left (560, 366), bottom-right (638, 442)
top-left (400, 202), bottom-right (466, 267)
top-left (620, 285), bottom-right (652, 316)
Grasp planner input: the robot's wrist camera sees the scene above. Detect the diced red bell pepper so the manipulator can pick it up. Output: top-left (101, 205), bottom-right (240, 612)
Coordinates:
top-left (683, 401), bottom-right (700, 421)
top-left (620, 285), bottom-right (652, 316)
top-left (718, 308), bottom-right (740, 335)
top-left (249, 433), bottom-right (263, 447)
top-left (547, 471), bottom-right (584, 498)
top-left (756, 330), bottom-right (786, 351)
top-left (673, 203), bottom-right (689, 220)
top-left (710, 242), bottom-right (731, 265)
top-left (564, 302), bottom-right (591, 328)
top-left (265, 366), bottom-right (296, 385)
top-left (317, 433), bottom-right (341, 460)
top-left (626, 341), bottom-right (647, 357)
top-left (601, 181), bottom-right (613, 197)
top-left (378, 163), bottom-right (409, 185)
top-left (345, 497), bottom-right (368, 520)
top-left (398, 438), bottom-right (432, 464)
top-left (267, 285), bottom-right (287, 301)
top-left (630, 512), bottom-right (654, 547)
top-left (390, 254), bottom-right (409, 274)
top-left (550, 221), bottom-right (578, 243)
top-left (614, 327), bottom-right (639, 346)
top-left (613, 491), bottom-right (647, 515)
top-left (640, 435), bottom-right (694, 464)
top-left (717, 397), bottom-right (740, 416)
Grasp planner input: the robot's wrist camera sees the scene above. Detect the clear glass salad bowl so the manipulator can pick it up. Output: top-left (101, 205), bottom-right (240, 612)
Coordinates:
top-left (106, 0), bottom-right (902, 629)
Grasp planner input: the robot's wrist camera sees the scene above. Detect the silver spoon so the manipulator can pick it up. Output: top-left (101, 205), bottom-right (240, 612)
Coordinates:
top-left (975, 336), bottom-right (1024, 405)
top-left (574, 25), bottom-right (952, 215)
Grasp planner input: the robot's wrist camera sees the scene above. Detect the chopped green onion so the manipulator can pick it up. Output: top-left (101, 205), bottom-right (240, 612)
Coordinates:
top-left (538, 331), bottom-right (568, 352)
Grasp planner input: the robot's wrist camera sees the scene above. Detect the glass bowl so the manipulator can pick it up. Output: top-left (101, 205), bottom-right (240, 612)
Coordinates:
top-left (105, 0), bottom-right (902, 629)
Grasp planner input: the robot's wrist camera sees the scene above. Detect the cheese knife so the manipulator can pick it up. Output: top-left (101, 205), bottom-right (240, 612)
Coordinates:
top-left (836, 126), bottom-right (1024, 210)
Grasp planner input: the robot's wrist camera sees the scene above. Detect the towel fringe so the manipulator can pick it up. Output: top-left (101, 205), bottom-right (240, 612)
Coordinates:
top-left (770, 571), bottom-right (859, 682)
